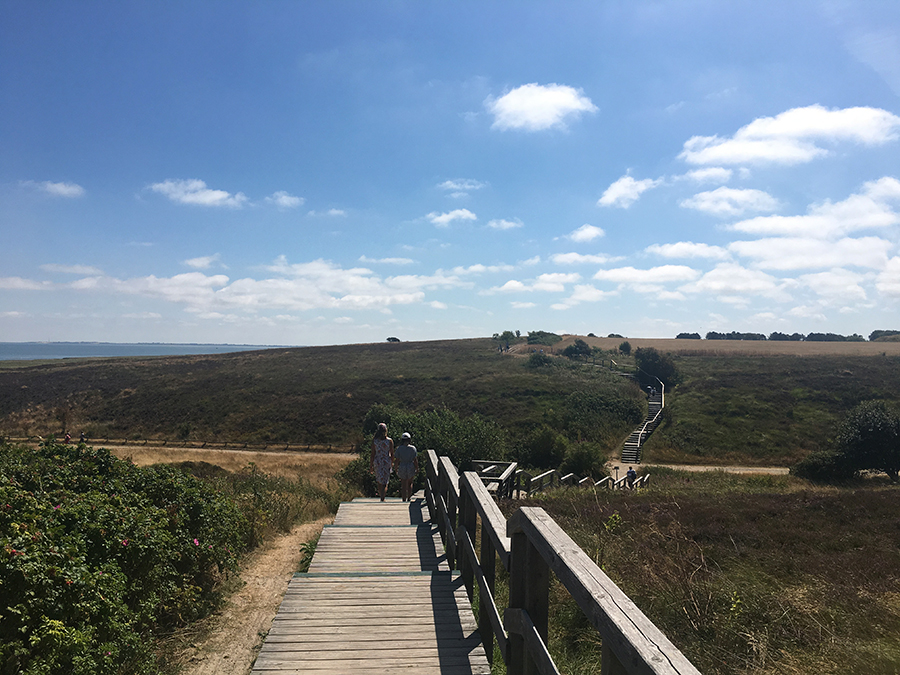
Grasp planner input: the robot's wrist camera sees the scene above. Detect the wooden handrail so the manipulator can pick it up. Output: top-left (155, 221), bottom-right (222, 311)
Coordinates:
top-left (426, 451), bottom-right (700, 675)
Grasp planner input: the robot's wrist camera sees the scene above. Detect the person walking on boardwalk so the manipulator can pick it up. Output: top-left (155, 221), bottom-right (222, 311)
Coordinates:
top-left (394, 432), bottom-right (418, 502)
top-left (370, 422), bottom-right (394, 501)
top-left (626, 466), bottom-right (637, 489)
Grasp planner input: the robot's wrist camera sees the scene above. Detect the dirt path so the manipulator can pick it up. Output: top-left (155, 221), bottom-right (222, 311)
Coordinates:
top-left (176, 515), bottom-right (333, 675)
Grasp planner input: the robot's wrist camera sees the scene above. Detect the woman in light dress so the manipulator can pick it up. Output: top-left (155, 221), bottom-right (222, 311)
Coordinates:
top-left (370, 423), bottom-right (394, 501)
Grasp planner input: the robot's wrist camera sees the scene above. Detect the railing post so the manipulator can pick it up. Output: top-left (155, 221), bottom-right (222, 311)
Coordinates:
top-left (458, 480), bottom-right (476, 601)
top-left (480, 516), bottom-right (497, 664)
top-left (506, 528), bottom-right (549, 675)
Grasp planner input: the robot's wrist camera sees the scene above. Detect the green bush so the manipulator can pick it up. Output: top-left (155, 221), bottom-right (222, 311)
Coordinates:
top-left (0, 441), bottom-right (250, 674)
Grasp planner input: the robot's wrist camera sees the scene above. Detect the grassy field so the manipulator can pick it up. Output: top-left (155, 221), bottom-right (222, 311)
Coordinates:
top-left (4, 336), bottom-right (900, 468)
top-left (506, 471), bottom-right (900, 675)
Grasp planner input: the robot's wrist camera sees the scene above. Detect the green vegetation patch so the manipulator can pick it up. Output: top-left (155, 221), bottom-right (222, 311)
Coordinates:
top-left (509, 473), bottom-right (900, 674)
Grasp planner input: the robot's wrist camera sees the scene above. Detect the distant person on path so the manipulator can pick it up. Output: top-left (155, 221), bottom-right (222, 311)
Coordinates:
top-left (370, 423), bottom-right (394, 501)
top-left (626, 466), bottom-right (637, 489)
top-left (394, 432), bottom-right (418, 502)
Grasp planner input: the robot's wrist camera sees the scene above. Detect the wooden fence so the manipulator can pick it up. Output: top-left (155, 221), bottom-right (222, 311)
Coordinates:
top-left (426, 450), bottom-right (700, 675)
top-left (472, 459), bottom-right (650, 497)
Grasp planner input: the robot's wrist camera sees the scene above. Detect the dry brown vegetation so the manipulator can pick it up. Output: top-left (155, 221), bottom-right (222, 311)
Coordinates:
top-left (106, 446), bottom-right (355, 486)
top-left (549, 335), bottom-right (900, 356)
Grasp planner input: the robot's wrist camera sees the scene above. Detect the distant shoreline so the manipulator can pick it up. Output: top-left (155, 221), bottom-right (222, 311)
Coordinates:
top-left (0, 342), bottom-right (294, 361)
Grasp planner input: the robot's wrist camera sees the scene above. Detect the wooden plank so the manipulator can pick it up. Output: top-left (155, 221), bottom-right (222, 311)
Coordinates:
top-left (252, 497), bottom-right (489, 675)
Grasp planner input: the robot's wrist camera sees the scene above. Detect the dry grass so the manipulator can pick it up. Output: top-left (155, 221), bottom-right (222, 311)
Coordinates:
top-left (107, 445), bottom-right (355, 486)
top-left (548, 335), bottom-right (900, 356)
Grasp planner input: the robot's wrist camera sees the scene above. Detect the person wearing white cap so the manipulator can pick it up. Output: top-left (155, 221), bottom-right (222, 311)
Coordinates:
top-left (393, 432), bottom-right (419, 502)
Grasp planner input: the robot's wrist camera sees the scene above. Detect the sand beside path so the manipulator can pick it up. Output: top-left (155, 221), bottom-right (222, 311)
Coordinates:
top-left (175, 515), bottom-right (332, 675)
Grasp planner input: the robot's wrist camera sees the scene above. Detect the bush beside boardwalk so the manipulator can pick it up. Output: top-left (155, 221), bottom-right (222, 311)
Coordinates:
top-left (0, 440), bottom-right (348, 675)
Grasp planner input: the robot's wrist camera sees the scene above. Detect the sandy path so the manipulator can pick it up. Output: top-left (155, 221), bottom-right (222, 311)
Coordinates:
top-left (177, 515), bottom-right (333, 675)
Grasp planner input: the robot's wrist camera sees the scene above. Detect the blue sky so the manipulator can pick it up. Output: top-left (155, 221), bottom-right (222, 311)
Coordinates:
top-left (2, 1), bottom-right (900, 345)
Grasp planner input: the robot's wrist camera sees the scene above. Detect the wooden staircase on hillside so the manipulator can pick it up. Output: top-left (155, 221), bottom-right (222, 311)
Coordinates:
top-left (621, 389), bottom-right (663, 464)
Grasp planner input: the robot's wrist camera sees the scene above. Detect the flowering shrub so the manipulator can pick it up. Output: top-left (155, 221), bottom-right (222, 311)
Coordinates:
top-left (0, 441), bottom-right (250, 674)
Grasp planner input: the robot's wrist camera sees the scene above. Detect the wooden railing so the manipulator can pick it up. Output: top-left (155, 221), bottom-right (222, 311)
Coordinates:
top-left (425, 450), bottom-right (700, 675)
top-left (513, 466), bottom-right (650, 497)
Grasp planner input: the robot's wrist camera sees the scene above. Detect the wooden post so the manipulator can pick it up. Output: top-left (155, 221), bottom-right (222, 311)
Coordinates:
top-left (507, 528), bottom-right (550, 675)
top-left (602, 642), bottom-right (628, 675)
top-left (480, 517), bottom-right (496, 664)
top-left (459, 480), bottom-right (477, 601)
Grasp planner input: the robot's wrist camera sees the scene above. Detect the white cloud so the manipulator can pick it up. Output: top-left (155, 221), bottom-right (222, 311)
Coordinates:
top-left (876, 257), bottom-right (900, 297)
top-left (680, 167), bottom-right (733, 184)
top-left (598, 175), bottom-right (662, 208)
top-left (429, 301), bottom-right (448, 309)
top-left (426, 209), bottom-right (477, 227)
top-left (681, 187), bottom-right (780, 217)
top-left (533, 272), bottom-right (581, 292)
top-left (729, 177), bottom-right (900, 238)
top-left (150, 179), bottom-right (247, 208)
top-left (40, 264), bottom-right (103, 275)
top-left (450, 263), bottom-right (515, 275)
top-left (645, 242), bottom-right (730, 260)
top-left (680, 105), bottom-right (900, 165)
top-left (438, 179), bottom-right (487, 192)
top-left (122, 312), bottom-right (163, 320)
top-left (492, 280), bottom-right (528, 293)
top-left (184, 254), bottom-right (223, 270)
top-left (521, 256), bottom-right (541, 266)
top-left (358, 256), bottom-right (415, 265)
top-left (486, 83), bottom-right (597, 132)
top-left (553, 284), bottom-right (615, 309)
top-left (0, 277), bottom-right (52, 290)
top-left (679, 263), bottom-right (789, 300)
top-left (307, 208), bottom-right (347, 217)
top-left (487, 218), bottom-right (524, 230)
top-left (265, 191), bottom-right (304, 208)
top-left (567, 224), bottom-right (605, 241)
top-left (22, 180), bottom-right (86, 198)
top-left (787, 305), bottom-right (828, 320)
top-left (798, 268), bottom-right (868, 303)
top-left (551, 252), bottom-right (618, 265)
top-left (594, 265), bottom-right (699, 284)
top-left (511, 301), bottom-right (536, 309)
top-left (729, 236), bottom-right (891, 270)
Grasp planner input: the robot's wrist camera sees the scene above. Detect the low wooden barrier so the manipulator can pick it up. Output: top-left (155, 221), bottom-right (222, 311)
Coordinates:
top-left (513, 466), bottom-right (650, 497)
top-left (426, 450), bottom-right (700, 675)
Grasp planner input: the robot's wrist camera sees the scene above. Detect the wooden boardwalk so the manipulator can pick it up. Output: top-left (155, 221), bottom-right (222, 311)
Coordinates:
top-left (251, 496), bottom-right (491, 674)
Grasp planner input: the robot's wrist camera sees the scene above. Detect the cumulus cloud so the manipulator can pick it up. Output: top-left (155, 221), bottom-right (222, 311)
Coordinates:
top-left (358, 256), bottom-right (415, 265)
top-left (680, 105), bottom-right (900, 165)
top-left (645, 242), bottom-right (730, 260)
top-left (680, 167), bottom-right (733, 184)
top-left (876, 257), bottom-right (900, 297)
top-left (486, 83), bottom-right (597, 132)
top-left (680, 187), bottom-right (781, 216)
top-left (150, 179), bottom-right (247, 208)
top-left (729, 177), bottom-right (900, 238)
top-left (40, 264), bottom-right (103, 275)
top-left (22, 180), bottom-right (86, 198)
top-left (0, 277), bottom-right (52, 290)
top-left (594, 265), bottom-right (699, 285)
top-left (184, 254), bottom-right (224, 270)
top-left (533, 273), bottom-right (581, 292)
top-left (450, 263), bottom-right (515, 275)
top-left (426, 209), bottom-right (477, 227)
top-left (551, 252), bottom-right (619, 265)
top-left (598, 175), bottom-right (662, 208)
top-left (265, 191), bottom-right (304, 208)
top-left (798, 268), bottom-right (868, 303)
top-left (567, 224), bottom-right (605, 242)
top-left (437, 178), bottom-right (487, 193)
top-left (308, 208), bottom-right (346, 217)
top-left (487, 218), bottom-right (523, 230)
top-left (729, 236), bottom-right (891, 270)
top-left (552, 284), bottom-right (615, 309)
top-left (679, 263), bottom-right (789, 300)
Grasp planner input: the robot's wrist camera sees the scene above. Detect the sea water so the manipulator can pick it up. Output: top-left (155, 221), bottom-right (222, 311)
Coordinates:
top-left (0, 342), bottom-right (285, 361)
